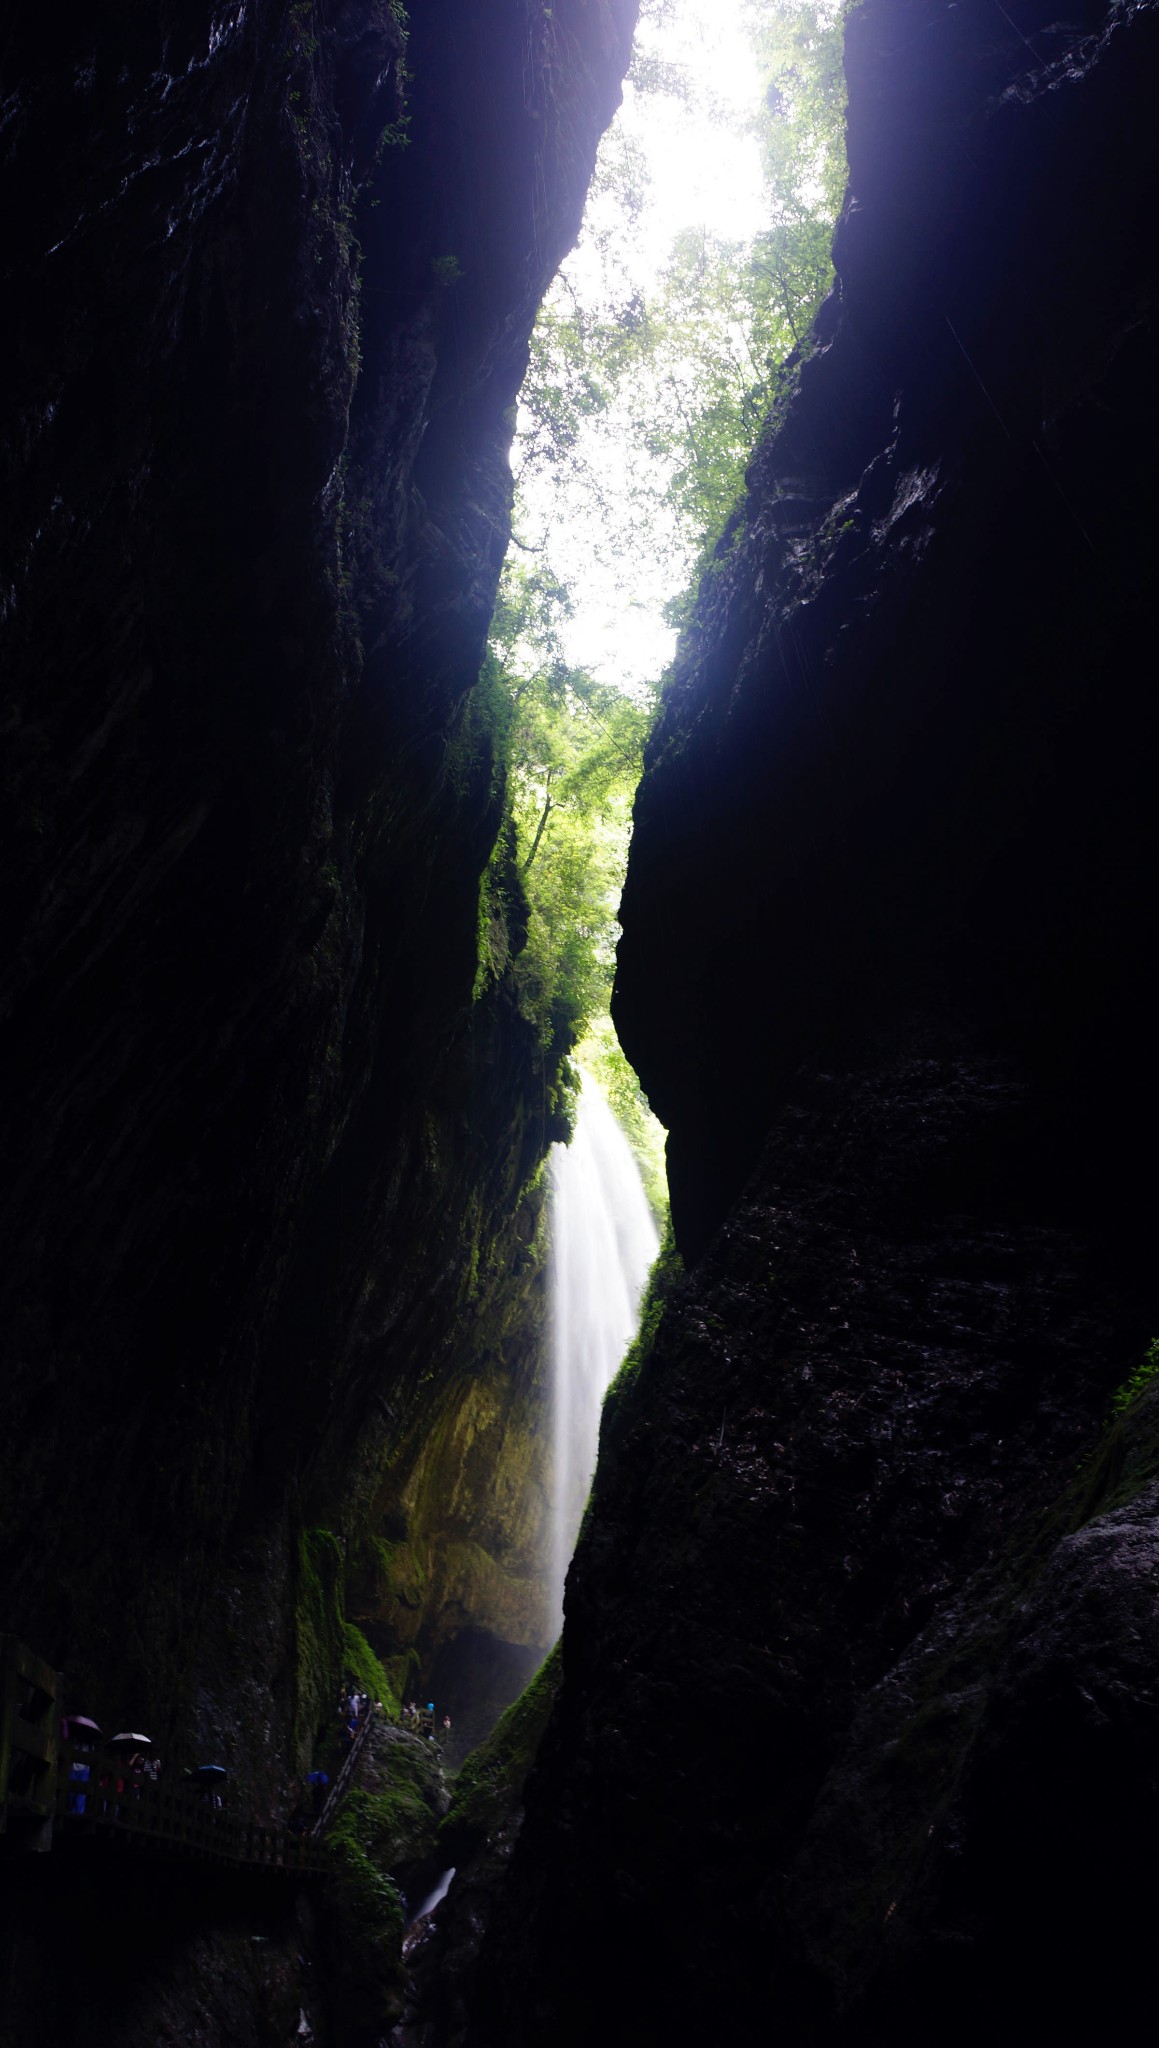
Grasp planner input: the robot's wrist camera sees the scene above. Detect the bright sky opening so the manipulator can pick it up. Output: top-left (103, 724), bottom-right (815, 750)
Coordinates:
top-left (513, 0), bottom-right (773, 691)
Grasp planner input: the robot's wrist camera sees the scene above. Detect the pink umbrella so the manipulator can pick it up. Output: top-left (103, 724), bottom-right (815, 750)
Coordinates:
top-left (62, 1715), bottom-right (101, 1740)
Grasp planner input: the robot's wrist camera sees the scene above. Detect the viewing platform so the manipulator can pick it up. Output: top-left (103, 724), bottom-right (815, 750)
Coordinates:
top-left (0, 1634), bottom-right (359, 1876)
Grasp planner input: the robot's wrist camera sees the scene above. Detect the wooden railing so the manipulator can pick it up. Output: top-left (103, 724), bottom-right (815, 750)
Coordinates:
top-left (54, 1755), bottom-right (327, 1874)
top-left (1, 1636), bottom-right (326, 1874)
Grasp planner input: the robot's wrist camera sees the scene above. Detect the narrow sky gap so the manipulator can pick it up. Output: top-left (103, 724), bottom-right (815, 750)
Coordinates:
top-left (494, 0), bottom-right (845, 1172)
top-left (513, 0), bottom-right (774, 690)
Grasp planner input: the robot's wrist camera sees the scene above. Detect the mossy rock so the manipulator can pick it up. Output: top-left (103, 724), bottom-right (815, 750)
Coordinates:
top-left (355, 1724), bottom-right (450, 1868)
top-left (441, 1640), bottom-right (561, 1858)
top-left (322, 1796), bottom-right (408, 2041)
top-left (342, 1621), bottom-right (400, 1718)
top-left (318, 1728), bottom-right (450, 2039)
top-left (602, 1221), bottom-right (684, 1434)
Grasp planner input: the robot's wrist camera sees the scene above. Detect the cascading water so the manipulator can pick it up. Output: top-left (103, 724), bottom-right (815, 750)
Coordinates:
top-left (548, 1075), bottom-right (659, 1628)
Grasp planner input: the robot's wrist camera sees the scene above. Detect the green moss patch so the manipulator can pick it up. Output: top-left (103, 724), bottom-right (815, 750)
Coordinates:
top-left (323, 1793), bottom-right (408, 2036)
top-left (384, 1647), bottom-right (422, 1706)
top-left (441, 1640), bottom-right (561, 1855)
top-left (1112, 1335), bottom-right (1159, 1414)
top-left (343, 1622), bottom-right (400, 1719)
top-left (602, 1221), bottom-right (684, 1432)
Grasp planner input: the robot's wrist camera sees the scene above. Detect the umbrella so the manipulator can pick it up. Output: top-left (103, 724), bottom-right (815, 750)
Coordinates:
top-left (62, 1715), bottom-right (101, 1739)
top-left (193, 1764), bottom-right (227, 1779)
top-left (107, 1731), bottom-right (152, 1748)
top-left (306, 1771), bottom-right (329, 1786)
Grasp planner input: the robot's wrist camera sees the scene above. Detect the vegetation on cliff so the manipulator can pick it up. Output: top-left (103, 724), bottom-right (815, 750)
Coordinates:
top-left (441, 1641), bottom-right (562, 1858)
top-left (601, 1218), bottom-right (685, 1431)
top-left (295, 1528), bottom-right (402, 1772)
top-left (517, 0), bottom-right (847, 649)
top-left (1112, 1334), bottom-right (1159, 1414)
top-left (466, 0), bottom-right (848, 1203)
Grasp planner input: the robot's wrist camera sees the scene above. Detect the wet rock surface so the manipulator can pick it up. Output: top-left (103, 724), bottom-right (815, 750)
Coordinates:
top-left (0, 0), bottom-right (635, 2040)
top-left (0, 1858), bottom-right (328, 2048)
top-left (394, 1645), bottom-right (561, 2048)
top-left (615, 0), bottom-right (1159, 1265)
top-left (471, 1046), bottom-right (1159, 2040)
top-left (5, 0), bottom-right (1159, 2037)
top-left (0, 0), bottom-right (634, 1746)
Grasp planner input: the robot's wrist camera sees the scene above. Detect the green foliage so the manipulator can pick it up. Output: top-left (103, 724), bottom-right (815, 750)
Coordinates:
top-left (472, 802), bottom-right (526, 1003)
top-left (295, 1536), bottom-right (403, 1768)
top-left (472, 2), bottom-right (848, 1157)
top-left (508, 660), bottom-right (650, 1050)
top-left (577, 1016), bottom-right (667, 1224)
top-left (602, 1219), bottom-right (684, 1433)
top-left (448, 643), bottom-right (514, 814)
top-left (442, 1642), bottom-right (562, 1853)
top-left (517, 0), bottom-right (847, 593)
top-left (383, 1646), bottom-right (422, 1707)
top-left (1112, 1336), bottom-right (1159, 1413)
top-left (746, 0), bottom-right (847, 224)
top-left (324, 1793), bottom-right (408, 2032)
top-left (478, 563), bottom-right (654, 1070)
top-left (343, 1623), bottom-right (400, 1720)
top-left (332, 1739), bottom-right (443, 1871)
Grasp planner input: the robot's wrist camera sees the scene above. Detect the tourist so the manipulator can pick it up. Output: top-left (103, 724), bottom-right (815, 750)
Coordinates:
top-left (66, 1756), bottom-right (90, 1813)
top-left (62, 1714), bottom-right (100, 1815)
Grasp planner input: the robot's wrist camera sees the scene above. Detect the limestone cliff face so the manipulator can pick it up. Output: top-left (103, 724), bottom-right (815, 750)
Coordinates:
top-left (469, 1), bottom-right (1159, 2040)
top-left (346, 1170), bottom-right (555, 1765)
top-left (0, 1), bottom-right (634, 2027)
top-left (617, 0), bottom-right (1159, 1264)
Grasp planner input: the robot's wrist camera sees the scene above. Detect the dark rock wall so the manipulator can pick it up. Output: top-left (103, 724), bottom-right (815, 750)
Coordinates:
top-left (618, 0), bottom-right (1159, 1264)
top-left (0, 0), bottom-right (635, 2000)
top-left (469, 0), bottom-right (1159, 2039)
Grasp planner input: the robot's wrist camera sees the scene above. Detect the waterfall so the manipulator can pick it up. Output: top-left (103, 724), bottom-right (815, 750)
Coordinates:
top-left (548, 1076), bottom-right (659, 1628)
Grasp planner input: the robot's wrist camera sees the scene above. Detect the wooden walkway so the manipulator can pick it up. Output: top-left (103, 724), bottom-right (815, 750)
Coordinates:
top-left (1, 1634), bottom-right (341, 1875)
top-left (52, 1766), bottom-right (329, 1874)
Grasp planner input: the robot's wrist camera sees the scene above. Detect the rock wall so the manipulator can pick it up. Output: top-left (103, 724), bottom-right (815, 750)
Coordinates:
top-left (0, 1), bottom-right (636, 2037)
top-left (617, 0), bottom-right (1159, 1264)
top-left (469, 0), bottom-right (1159, 2039)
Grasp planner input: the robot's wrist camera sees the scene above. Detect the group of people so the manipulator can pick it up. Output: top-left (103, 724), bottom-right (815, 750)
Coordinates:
top-left (338, 1682), bottom-right (455, 1760)
top-left (62, 1675), bottom-right (453, 1834)
top-left (60, 1715), bottom-right (227, 1816)
top-left (340, 1687), bottom-right (375, 1750)
top-left (62, 1718), bottom-right (157, 1814)
top-left (401, 1700), bottom-right (452, 1747)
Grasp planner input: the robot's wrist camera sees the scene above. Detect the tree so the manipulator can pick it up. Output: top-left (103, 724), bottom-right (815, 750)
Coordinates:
top-left (478, 607), bottom-right (653, 1051)
top-left (480, 1), bottom-right (849, 1167)
top-left (512, 2), bottom-right (846, 646)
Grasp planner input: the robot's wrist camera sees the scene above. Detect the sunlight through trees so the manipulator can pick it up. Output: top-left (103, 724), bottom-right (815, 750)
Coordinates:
top-left (477, 0), bottom-right (848, 1182)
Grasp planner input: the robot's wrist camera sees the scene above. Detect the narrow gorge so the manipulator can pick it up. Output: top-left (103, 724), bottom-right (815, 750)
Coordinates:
top-left (3, 0), bottom-right (1158, 2043)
